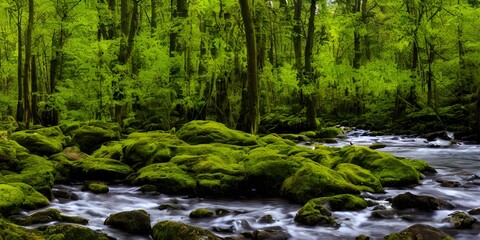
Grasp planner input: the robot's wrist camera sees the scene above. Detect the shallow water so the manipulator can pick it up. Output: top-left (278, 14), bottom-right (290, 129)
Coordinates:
top-left (27, 131), bottom-right (480, 239)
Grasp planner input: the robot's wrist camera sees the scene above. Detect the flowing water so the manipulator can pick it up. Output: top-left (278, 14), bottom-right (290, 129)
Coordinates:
top-left (26, 131), bottom-right (480, 239)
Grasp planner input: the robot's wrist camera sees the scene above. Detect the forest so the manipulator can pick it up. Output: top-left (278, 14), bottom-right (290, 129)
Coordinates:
top-left (0, 0), bottom-right (479, 137)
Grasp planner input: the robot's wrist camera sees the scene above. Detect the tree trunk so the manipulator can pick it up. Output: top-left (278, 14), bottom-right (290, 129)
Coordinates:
top-left (16, 5), bottom-right (23, 122)
top-left (238, 0), bottom-right (259, 134)
top-left (23, 0), bottom-right (34, 129)
top-left (151, 0), bottom-right (158, 34)
top-left (293, 0), bottom-right (303, 72)
top-left (304, 0), bottom-right (317, 129)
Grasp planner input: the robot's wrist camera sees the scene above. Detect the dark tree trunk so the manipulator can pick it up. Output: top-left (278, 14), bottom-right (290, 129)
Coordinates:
top-left (23, 0), bottom-right (34, 129)
top-left (304, 0), bottom-right (317, 129)
top-left (151, 0), bottom-right (158, 34)
top-left (16, 6), bottom-right (23, 122)
top-left (293, 0), bottom-right (302, 72)
top-left (238, 0), bottom-right (259, 134)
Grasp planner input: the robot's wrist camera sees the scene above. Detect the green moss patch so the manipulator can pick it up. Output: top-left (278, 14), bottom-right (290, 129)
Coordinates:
top-left (334, 163), bottom-right (383, 192)
top-left (104, 209), bottom-right (151, 235)
top-left (10, 126), bottom-right (65, 156)
top-left (72, 157), bottom-right (133, 181)
top-left (10, 208), bottom-right (88, 226)
top-left (67, 123), bottom-right (120, 154)
top-left (82, 182), bottom-right (109, 194)
top-left (0, 183), bottom-right (49, 215)
top-left (0, 218), bottom-right (44, 240)
top-left (152, 220), bottom-right (221, 240)
top-left (130, 163), bottom-right (196, 194)
top-left (37, 224), bottom-right (113, 240)
top-left (176, 120), bottom-right (257, 146)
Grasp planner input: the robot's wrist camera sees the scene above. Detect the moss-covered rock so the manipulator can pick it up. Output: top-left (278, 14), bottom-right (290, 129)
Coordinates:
top-left (259, 134), bottom-right (296, 146)
top-left (0, 218), bottom-right (45, 240)
top-left (37, 224), bottom-right (114, 240)
top-left (10, 208), bottom-right (88, 226)
top-left (91, 141), bottom-right (124, 161)
top-left (335, 163), bottom-right (384, 192)
top-left (294, 201), bottom-right (335, 226)
top-left (152, 220), bottom-right (221, 240)
top-left (104, 209), bottom-right (151, 235)
top-left (317, 127), bottom-right (343, 139)
top-left (10, 126), bottom-right (65, 156)
top-left (281, 161), bottom-right (361, 203)
top-left (130, 163), bottom-right (196, 194)
top-left (0, 140), bottom-right (27, 171)
top-left (391, 192), bottom-right (455, 211)
top-left (301, 194), bottom-right (368, 212)
top-left (176, 120), bottom-right (257, 146)
top-left (189, 208), bottom-right (214, 218)
top-left (383, 224), bottom-right (454, 240)
top-left (67, 123), bottom-right (120, 154)
top-left (0, 183), bottom-right (49, 215)
top-left (335, 146), bottom-right (424, 186)
top-left (72, 157), bottom-right (133, 181)
top-left (81, 182), bottom-right (109, 194)
top-left (445, 211), bottom-right (478, 229)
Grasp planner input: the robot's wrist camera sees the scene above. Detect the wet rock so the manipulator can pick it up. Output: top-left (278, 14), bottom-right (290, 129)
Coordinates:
top-left (468, 208), bottom-right (480, 215)
top-left (252, 229), bottom-right (291, 240)
top-left (189, 208), bottom-right (214, 218)
top-left (383, 224), bottom-right (453, 240)
top-left (0, 182), bottom-right (49, 215)
top-left (391, 192), bottom-right (455, 211)
top-left (10, 208), bottom-right (88, 226)
top-left (294, 203), bottom-right (335, 226)
top-left (158, 204), bottom-right (186, 210)
top-left (355, 234), bottom-right (371, 240)
top-left (317, 127), bottom-right (343, 139)
top-left (53, 189), bottom-right (79, 200)
top-left (152, 220), bottom-right (221, 240)
top-left (444, 211), bottom-right (477, 229)
top-left (138, 184), bottom-right (157, 193)
top-left (104, 209), bottom-right (151, 235)
top-left (440, 180), bottom-right (461, 188)
top-left (369, 143), bottom-right (386, 150)
top-left (421, 131), bottom-right (452, 141)
top-left (258, 214), bottom-right (275, 224)
top-left (37, 224), bottom-right (115, 240)
top-left (215, 208), bottom-right (231, 216)
top-left (0, 217), bottom-right (44, 239)
top-left (371, 209), bottom-right (396, 219)
top-left (212, 225), bottom-right (235, 233)
top-left (82, 182), bottom-right (109, 194)
top-left (372, 205), bottom-right (387, 211)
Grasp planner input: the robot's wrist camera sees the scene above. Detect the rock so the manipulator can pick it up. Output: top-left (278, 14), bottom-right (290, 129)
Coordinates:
top-left (258, 214), bottom-right (275, 224)
top-left (383, 224), bottom-right (453, 240)
top-left (0, 218), bottom-right (44, 239)
top-left (10, 208), bottom-right (88, 226)
top-left (189, 208), bottom-right (214, 218)
top-left (130, 163), bottom-right (196, 194)
top-left (176, 120), bottom-right (258, 146)
top-left (372, 205), bottom-right (387, 211)
top-left (92, 141), bottom-right (124, 161)
top-left (53, 189), bottom-right (79, 200)
top-left (334, 163), bottom-right (384, 192)
top-left (371, 209), bottom-right (396, 219)
top-left (37, 224), bottom-right (115, 240)
top-left (152, 220), bottom-right (221, 240)
top-left (252, 229), bottom-right (291, 240)
top-left (82, 182), bottom-right (109, 194)
top-left (468, 208), bottom-right (480, 215)
top-left (104, 209), bottom-right (152, 235)
top-left (0, 182), bottom-right (49, 215)
top-left (281, 162), bottom-right (361, 203)
top-left (138, 184), bottom-right (158, 193)
top-left (317, 127), bottom-right (343, 138)
top-left (439, 180), bottom-right (461, 188)
top-left (0, 140), bottom-right (26, 171)
top-left (355, 234), bottom-right (371, 240)
top-left (215, 208), bottom-right (231, 216)
top-left (444, 211), bottom-right (477, 229)
top-left (66, 122), bottom-right (120, 154)
top-left (158, 204), bottom-right (186, 210)
top-left (279, 133), bottom-right (309, 142)
top-left (421, 131), bottom-right (452, 141)
top-left (10, 126), bottom-right (65, 156)
top-left (294, 201), bottom-right (335, 226)
top-left (259, 134), bottom-right (296, 146)
top-left (369, 143), bottom-right (387, 150)
top-left (391, 192), bottom-right (455, 211)
top-left (72, 157), bottom-right (133, 181)
top-left (212, 225), bottom-right (235, 233)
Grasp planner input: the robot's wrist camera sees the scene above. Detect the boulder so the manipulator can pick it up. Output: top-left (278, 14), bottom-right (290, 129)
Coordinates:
top-left (334, 163), bottom-right (384, 192)
top-left (468, 208), bottom-right (480, 215)
top-left (189, 208), bottom-right (214, 218)
top-left (383, 224), bottom-right (453, 240)
top-left (10, 126), bottom-right (65, 156)
top-left (176, 120), bottom-right (257, 146)
top-left (0, 140), bottom-right (26, 171)
top-left (72, 157), bottom-right (133, 181)
top-left (444, 211), bottom-right (477, 229)
top-left (152, 220), bottom-right (221, 240)
top-left (130, 163), bottom-right (196, 194)
top-left (317, 127), bottom-right (343, 138)
top-left (251, 229), bottom-right (291, 240)
top-left (0, 183), bottom-right (49, 215)
top-left (81, 182), bottom-right (109, 194)
top-left (258, 214), bottom-right (275, 224)
top-left (10, 208), bottom-right (88, 226)
top-left (391, 192), bottom-right (455, 211)
top-left (0, 218), bottom-right (44, 240)
top-left (66, 123), bottom-right (120, 154)
top-left (104, 209), bottom-right (151, 235)
top-left (37, 224), bottom-right (114, 240)
top-left (294, 201), bottom-right (335, 226)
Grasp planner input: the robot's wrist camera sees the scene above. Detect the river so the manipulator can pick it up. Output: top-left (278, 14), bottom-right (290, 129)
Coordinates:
top-left (28, 130), bottom-right (480, 239)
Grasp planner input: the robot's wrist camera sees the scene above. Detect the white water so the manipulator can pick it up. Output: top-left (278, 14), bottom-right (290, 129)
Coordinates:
top-left (26, 131), bottom-right (480, 239)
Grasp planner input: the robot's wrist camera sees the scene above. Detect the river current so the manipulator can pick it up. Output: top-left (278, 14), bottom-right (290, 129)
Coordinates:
top-left (27, 130), bottom-right (480, 239)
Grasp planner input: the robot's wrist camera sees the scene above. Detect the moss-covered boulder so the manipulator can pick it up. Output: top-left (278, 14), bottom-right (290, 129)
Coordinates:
top-left (72, 157), bottom-right (133, 181)
top-left (66, 122), bottom-right (120, 154)
top-left (130, 163), bottom-right (196, 194)
top-left (91, 141), bottom-right (124, 161)
top-left (259, 134), bottom-right (296, 146)
top-left (244, 147), bottom-right (301, 195)
top-left (152, 220), bottom-right (221, 240)
top-left (0, 183), bottom-right (49, 215)
top-left (0, 218), bottom-right (45, 240)
top-left (10, 208), bottom-right (88, 226)
top-left (10, 126), bottom-right (65, 156)
top-left (335, 146), bottom-right (426, 186)
top-left (383, 224), bottom-right (454, 240)
top-left (281, 161), bottom-right (361, 203)
top-left (104, 209), bottom-right (151, 235)
top-left (176, 120), bottom-right (257, 146)
top-left (317, 127), bottom-right (343, 139)
top-left (391, 192), bottom-right (455, 211)
top-left (444, 211), bottom-right (478, 229)
top-left (335, 163), bottom-right (384, 192)
top-left (37, 224), bottom-right (114, 240)
top-left (0, 140), bottom-right (27, 171)
top-left (81, 182), bottom-right (109, 194)
top-left (294, 201), bottom-right (335, 226)
top-left (189, 208), bottom-right (214, 218)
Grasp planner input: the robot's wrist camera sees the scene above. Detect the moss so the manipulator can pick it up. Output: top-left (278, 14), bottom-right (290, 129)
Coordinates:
top-left (400, 158), bottom-right (436, 174)
top-left (91, 142), bottom-right (124, 161)
top-left (244, 147), bottom-right (301, 195)
top-left (281, 161), bottom-right (361, 203)
top-left (176, 120), bottom-right (258, 146)
top-left (383, 224), bottom-right (454, 240)
top-left (0, 183), bottom-right (49, 215)
top-left (10, 127), bottom-right (65, 156)
top-left (0, 218), bottom-right (45, 240)
top-left (152, 220), bottom-right (221, 240)
top-left (335, 146), bottom-right (422, 186)
top-left (37, 224), bottom-right (114, 240)
top-left (81, 182), bottom-right (109, 194)
top-left (72, 157), bottom-right (133, 181)
top-left (305, 194), bottom-right (367, 211)
top-left (196, 173), bottom-right (246, 196)
top-left (11, 208), bottom-right (88, 226)
top-left (334, 163), bottom-right (384, 192)
top-left (68, 124), bottom-right (120, 154)
top-left (0, 140), bottom-right (26, 171)
top-left (104, 209), bottom-right (151, 235)
top-left (189, 208), bottom-right (214, 218)
top-left (317, 127), bottom-right (343, 139)
top-left (259, 134), bottom-right (296, 146)
top-left (300, 131), bottom-right (317, 138)
top-left (278, 133), bottom-right (309, 142)
top-left (294, 201), bottom-right (335, 226)
top-left (131, 163), bottom-right (196, 194)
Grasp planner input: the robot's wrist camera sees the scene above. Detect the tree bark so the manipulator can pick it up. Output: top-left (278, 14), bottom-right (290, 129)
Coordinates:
top-left (304, 0), bottom-right (317, 129)
top-left (23, 0), bottom-right (34, 128)
top-left (238, 0), bottom-right (259, 134)
top-left (15, 4), bottom-right (23, 122)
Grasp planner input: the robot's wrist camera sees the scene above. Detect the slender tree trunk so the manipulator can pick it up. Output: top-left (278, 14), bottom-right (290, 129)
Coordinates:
top-left (304, 0), bottom-right (317, 129)
top-left (238, 0), bottom-right (259, 134)
top-left (151, 0), bottom-right (158, 35)
top-left (16, 6), bottom-right (23, 122)
top-left (23, 0), bottom-right (34, 128)
top-left (426, 40), bottom-right (435, 108)
top-left (293, 0), bottom-right (302, 72)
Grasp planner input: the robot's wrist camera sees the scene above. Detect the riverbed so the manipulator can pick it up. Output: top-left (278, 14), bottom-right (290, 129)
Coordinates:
top-left (29, 130), bottom-right (480, 239)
